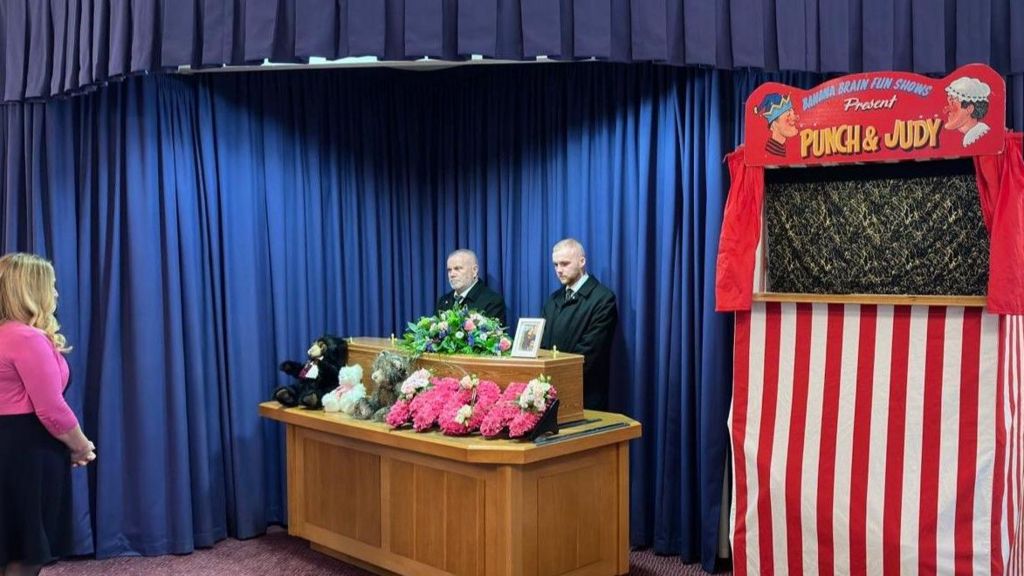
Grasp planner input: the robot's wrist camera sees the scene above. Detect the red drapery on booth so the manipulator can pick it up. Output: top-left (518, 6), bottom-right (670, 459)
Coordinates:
top-left (715, 133), bottom-right (1024, 315)
top-left (715, 147), bottom-right (764, 312)
top-left (974, 133), bottom-right (1024, 315)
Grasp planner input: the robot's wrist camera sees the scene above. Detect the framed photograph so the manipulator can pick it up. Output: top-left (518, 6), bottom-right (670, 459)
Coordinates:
top-left (511, 318), bottom-right (546, 358)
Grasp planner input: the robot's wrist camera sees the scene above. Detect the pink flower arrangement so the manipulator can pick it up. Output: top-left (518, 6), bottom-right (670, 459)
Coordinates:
top-left (385, 368), bottom-right (432, 428)
top-left (479, 382), bottom-right (527, 438)
top-left (387, 371), bottom-right (556, 439)
top-left (480, 376), bottom-right (558, 439)
top-left (508, 376), bottom-right (557, 438)
top-left (409, 376), bottom-right (461, 431)
top-left (385, 399), bottom-right (413, 428)
top-left (437, 376), bottom-right (502, 436)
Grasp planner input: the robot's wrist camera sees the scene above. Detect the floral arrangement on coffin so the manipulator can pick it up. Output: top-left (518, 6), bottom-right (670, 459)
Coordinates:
top-left (400, 308), bottom-right (512, 356)
top-left (385, 368), bottom-right (432, 428)
top-left (437, 375), bottom-right (503, 436)
top-left (480, 375), bottom-right (558, 439)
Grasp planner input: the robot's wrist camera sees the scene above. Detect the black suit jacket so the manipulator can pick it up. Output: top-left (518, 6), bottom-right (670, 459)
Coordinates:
top-left (437, 281), bottom-right (507, 327)
top-left (541, 276), bottom-right (618, 410)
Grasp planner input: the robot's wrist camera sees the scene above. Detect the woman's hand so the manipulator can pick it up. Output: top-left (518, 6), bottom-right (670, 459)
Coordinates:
top-left (71, 440), bottom-right (96, 467)
top-left (57, 425), bottom-right (96, 466)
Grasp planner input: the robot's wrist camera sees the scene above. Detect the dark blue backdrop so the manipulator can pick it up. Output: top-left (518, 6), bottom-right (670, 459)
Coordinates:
top-left (3, 0), bottom-right (1023, 101)
top-left (0, 63), bottom-right (735, 570)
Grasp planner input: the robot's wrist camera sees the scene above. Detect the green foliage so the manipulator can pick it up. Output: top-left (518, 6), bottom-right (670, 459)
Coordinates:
top-left (399, 307), bottom-right (512, 356)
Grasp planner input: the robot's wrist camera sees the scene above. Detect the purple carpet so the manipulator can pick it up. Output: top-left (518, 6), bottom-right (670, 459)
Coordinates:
top-left (42, 527), bottom-right (725, 575)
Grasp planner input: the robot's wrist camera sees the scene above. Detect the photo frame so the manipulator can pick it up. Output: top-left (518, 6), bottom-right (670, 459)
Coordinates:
top-left (511, 318), bottom-right (546, 358)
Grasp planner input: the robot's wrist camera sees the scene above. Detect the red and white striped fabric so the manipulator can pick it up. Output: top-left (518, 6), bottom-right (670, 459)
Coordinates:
top-left (729, 302), bottom-right (1024, 576)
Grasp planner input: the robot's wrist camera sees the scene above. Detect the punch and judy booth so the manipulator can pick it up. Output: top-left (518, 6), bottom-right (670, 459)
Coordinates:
top-left (716, 64), bottom-right (1024, 575)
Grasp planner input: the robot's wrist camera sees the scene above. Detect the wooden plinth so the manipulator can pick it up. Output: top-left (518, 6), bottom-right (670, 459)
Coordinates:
top-left (346, 337), bottom-right (585, 424)
top-left (260, 402), bottom-right (641, 576)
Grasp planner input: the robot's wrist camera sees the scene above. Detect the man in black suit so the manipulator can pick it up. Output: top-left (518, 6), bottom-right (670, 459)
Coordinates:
top-left (541, 238), bottom-right (618, 411)
top-left (436, 249), bottom-right (507, 326)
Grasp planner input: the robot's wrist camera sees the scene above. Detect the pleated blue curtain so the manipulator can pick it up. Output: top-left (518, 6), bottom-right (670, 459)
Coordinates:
top-left (0, 63), bottom-right (735, 569)
top-left (3, 0), bottom-right (1023, 101)
top-left (3, 80), bottom-right (263, 554)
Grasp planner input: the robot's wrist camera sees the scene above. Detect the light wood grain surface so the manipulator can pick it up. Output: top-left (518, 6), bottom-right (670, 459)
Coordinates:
top-left (265, 402), bottom-right (640, 576)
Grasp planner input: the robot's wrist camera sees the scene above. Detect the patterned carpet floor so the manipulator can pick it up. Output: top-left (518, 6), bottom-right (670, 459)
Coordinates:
top-left (41, 527), bottom-right (726, 575)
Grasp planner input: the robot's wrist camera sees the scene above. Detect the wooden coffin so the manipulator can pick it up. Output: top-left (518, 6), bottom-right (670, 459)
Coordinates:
top-left (346, 337), bottom-right (585, 424)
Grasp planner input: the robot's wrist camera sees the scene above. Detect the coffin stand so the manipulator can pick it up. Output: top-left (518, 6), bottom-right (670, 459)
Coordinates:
top-left (260, 338), bottom-right (640, 576)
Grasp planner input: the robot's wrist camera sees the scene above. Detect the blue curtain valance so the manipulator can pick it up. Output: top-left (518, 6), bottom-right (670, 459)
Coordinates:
top-left (2, 0), bottom-right (1022, 103)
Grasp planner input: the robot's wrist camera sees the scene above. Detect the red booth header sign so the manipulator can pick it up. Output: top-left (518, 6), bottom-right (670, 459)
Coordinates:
top-left (743, 64), bottom-right (1005, 167)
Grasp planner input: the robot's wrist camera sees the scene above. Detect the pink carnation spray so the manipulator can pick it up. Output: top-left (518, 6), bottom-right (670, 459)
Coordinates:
top-left (479, 382), bottom-right (527, 438)
top-left (410, 377), bottom-right (461, 432)
top-left (438, 380), bottom-right (502, 436)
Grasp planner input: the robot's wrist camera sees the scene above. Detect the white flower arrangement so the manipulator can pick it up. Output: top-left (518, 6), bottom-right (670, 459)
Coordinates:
top-left (518, 377), bottom-right (553, 412)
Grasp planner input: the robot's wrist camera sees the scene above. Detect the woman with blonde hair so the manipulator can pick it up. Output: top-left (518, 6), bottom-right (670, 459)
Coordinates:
top-left (0, 253), bottom-right (94, 576)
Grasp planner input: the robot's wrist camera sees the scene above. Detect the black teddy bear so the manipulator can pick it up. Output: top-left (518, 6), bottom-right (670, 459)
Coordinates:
top-left (273, 334), bottom-right (348, 409)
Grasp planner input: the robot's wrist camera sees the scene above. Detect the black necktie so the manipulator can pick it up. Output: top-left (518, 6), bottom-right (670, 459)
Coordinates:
top-left (565, 288), bottom-right (574, 302)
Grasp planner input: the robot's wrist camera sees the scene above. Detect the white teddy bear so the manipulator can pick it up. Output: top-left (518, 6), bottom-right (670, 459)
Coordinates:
top-left (322, 364), bottom-right (367, 415)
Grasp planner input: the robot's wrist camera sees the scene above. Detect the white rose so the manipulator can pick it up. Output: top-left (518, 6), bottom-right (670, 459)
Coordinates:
top-left (455, 404), bottom-right (474, 424)
top-left (518, 392), bottom-right (533, 409)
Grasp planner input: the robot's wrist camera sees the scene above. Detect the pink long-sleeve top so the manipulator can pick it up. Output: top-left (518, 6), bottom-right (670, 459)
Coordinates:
top-left (0, 321), bottom-right (77, 437)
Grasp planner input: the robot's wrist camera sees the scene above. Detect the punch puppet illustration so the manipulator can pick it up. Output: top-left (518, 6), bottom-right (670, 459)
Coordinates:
top-left (754, 93), bottom-right (799, 157)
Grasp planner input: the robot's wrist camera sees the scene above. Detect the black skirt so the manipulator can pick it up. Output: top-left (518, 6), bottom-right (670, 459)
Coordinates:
top-left (0, 413), bottom-right (73, 566)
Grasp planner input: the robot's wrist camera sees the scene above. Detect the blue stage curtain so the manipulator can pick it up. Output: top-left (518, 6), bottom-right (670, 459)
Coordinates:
top-left (0, 63), bottom-right (736, 569)
top-left (2, 0), bottom-right (1024, 102)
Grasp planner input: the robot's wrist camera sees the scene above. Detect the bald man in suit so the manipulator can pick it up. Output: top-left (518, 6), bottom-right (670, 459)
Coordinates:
top-left (436, 249), bottom-right (507, 326)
